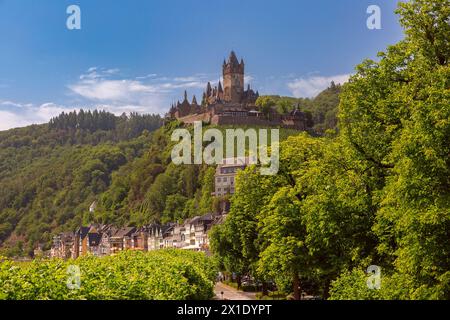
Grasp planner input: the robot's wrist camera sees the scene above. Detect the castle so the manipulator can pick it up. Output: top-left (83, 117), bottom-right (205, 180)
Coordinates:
top-left (167, 51), bottom-right (309, 130)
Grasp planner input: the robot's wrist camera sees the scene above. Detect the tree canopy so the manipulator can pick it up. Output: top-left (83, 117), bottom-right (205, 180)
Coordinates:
top-left (211, 0), bottom-right (450, 300)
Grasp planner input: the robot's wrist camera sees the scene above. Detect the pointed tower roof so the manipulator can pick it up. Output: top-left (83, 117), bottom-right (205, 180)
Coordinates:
top-left (218, 80), bottom-right (223, 93)
top-left (228, 51), bottom-right (239, 65)
top-left (183, 90), bottom-right (188, 102)
top-left (223, 51), bottom-right (244, 75)
top-left (192, 95), bottom-right (198, 105)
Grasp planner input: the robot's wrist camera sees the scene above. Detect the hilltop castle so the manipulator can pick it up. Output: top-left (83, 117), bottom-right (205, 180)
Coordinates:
top-left (168, 51), bottom-right (309, 130)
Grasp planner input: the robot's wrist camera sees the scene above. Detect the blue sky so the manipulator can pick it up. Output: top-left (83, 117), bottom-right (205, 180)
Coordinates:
top-left (0, 0), bottom-right (404, 130)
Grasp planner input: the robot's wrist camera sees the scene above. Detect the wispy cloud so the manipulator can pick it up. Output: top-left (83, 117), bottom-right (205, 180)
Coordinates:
top-left (287, 74), bottom-right (350, 98)
top-left (79, 67), bottom-right (121, 80)
top-left (0, 100), bottom-right (33, 108)
top-left (136, 73), bottom-right (158, 80)
top-left (68, 68), bottom-right (212, 114)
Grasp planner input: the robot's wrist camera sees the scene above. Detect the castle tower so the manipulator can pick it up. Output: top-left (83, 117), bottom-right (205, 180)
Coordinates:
top-left (223, 51), bottom-right (244, 103)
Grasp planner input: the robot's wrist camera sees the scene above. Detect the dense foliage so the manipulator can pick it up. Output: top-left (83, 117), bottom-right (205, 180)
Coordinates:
top-left (211, 0), bottom-right (450, 300)
top-left (0, 111), bottom-right (162, 255)
top-left (260, 81), bottom-right (341, 133)
top-left (96, 123), bottom-right (301, 227)
top-left (0, 250), bottom-right (217, 300)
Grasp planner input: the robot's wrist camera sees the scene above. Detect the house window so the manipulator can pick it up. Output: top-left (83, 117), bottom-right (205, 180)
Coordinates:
top-left (217, 178), bottom-right (221, 183)
top-left (223, 177), bottom-right (227, 182)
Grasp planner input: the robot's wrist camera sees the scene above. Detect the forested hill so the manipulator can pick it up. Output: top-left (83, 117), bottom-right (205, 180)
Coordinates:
top-left (0, 86), bottom-right (340, 257)
top-left (0, 111), bottom-right (163, 256)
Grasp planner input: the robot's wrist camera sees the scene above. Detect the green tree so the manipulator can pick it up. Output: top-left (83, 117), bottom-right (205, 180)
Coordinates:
top-left (258, 187), bottom-right (307, 300)
top-left (338, 0), bottom-right (450, 299)
top-left (255, 96), bottom-right (275, 120)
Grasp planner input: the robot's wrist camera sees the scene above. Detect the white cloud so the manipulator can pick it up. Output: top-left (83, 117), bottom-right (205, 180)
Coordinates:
top-left (70, 79), bottom-right (159, 101)
top-left (0, 101), bottom-right (76, 131)
top-left (244, 75), bottom-right (254, 84)
top-left (0, 100), bottom-right (33, 108)
top-left (68, 68), bottom-right (212, 115)
top-left (287, 74), bottom-right (350, 98)
top-left (136, 73), bottom-right (158, 80)
top-left (0, 111), bottom-right (32, 131)
top-left (173, 76), bottom-right (200, 82)
top-left (104, 68), bottom-right (120, 75)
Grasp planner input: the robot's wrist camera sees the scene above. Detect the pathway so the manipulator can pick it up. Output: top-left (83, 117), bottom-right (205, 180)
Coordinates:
top-left (214, 282), bottom-right (257, 300)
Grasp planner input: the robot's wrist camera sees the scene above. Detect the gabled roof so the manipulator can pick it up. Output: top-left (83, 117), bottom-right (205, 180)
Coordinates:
top-left (77, 226), bottom-right (90, 240)
top-left (200, 213), bottom-right (214, 222)
top-left (113, 227), bottom-right (136, 238)
top-left (161, 224), bottom-right (175, 236)
top-left (88, 233), bottom-right (102, 247)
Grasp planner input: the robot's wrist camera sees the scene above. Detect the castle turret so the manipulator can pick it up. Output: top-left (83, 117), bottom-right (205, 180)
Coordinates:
top-left (206, 82), bottom-right (212, 97)
top-left (223, 51), bottom-right (245, 103)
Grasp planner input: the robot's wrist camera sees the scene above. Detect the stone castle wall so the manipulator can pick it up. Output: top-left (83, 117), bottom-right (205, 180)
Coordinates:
top-left (211, 115), bottom-right (303, 129)
top-left (178, 113), bottom-right (211, 124)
